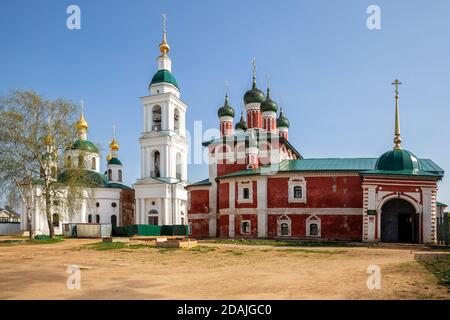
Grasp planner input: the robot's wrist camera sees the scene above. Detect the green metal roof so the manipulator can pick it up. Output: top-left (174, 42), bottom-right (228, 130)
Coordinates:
top-left (187, 178), bottom-right (212, 187)
top-left (105, 182), bottom-right (133, 190)
top-left (57, 169), bottom-right (132, 189)
top-left (375, 149), bottom-right (420, 171)
top-left (218, 95), bottom-right (235, 118)
top-left (70, 139), bottom-right (99, 154)
top-left (436, 201), bottom-right (448, 207)
top-left (216, 158), bottom-right (444, 180)
top-left (150, 69), bottom-right (179, 89)
top-left (108, 157), bottom-right (122, 166)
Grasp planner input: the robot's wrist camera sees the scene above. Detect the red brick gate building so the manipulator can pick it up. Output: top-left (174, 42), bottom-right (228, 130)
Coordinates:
top-left (186, 77), bottom-right (444, 244)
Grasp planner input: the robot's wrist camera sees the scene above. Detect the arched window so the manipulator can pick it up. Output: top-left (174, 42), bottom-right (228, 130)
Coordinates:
top-left (78, 155), bottom-right (84, 168)
top-left (88, 214), bottom-right (92, 223)
top-left (152, 151), bottom-right (160, 178)
top-left (174, 108), bottom-right (180, 133)
top-left (281, 223), bottom-right (289, 236)
top-left (107, 169), bottom-right (112, 181)
top-left (148, 209), bottom-right (158, 225)
top-left (294, 186), bottom-right (302, 199)
top-left (152, 105), bottom-right (162, 131)
top-left (111, 215), bottom-right (117, 227)
top-left (52, 214), bottom-right (59, 227)
top-left (118, 169), bottom-right (122, 182)
top-left (306, 215), bottom-right (321, 237)
top-left (241, 221), bottom-right (251, 234)
top-left (243, 188), bottom-right (250, 199)
top-left (176, 153), bottom-right (182, 180)
top-left (96, 214), bottom-right (100, 224)
top-left (91, 157), bottom-right (96, 170)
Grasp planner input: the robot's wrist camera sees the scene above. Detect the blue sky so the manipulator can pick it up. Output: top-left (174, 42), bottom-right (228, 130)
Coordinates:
top-left (1, 0), bottom-right (450, 204)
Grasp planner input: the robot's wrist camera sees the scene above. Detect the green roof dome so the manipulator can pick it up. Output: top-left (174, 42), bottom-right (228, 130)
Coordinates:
top-left (150, 69), bottom-right (179, 89)
top-left (235, 111), bottom-right (247, 131)
top-left (218, 95), bottom-right (235, 118)
top-left (375, 149), bottom-right (421, 172)
top-left (277, 108), bottom-right (290, 128)
top-left (70, 139), bottom-right (99, 154)
top-left (260, 88), bottom-right (278, 113)
top-left (58, 169), bottom-right (107, 188)
top-left (108, 157), bottom-right (122, 166)
top-left (244, 78), bottom-right (265, 104)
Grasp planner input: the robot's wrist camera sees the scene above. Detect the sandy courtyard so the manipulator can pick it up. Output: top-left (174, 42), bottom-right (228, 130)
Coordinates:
top-left (0, 238), bottom-right (448, 300)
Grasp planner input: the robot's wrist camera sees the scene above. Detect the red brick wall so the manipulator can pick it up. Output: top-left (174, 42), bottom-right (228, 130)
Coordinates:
top-left (234, 214), bottom-right (258, 237)
top-left (235, 181), bottom-right (258, 208)
top-left (267, 176), bottom-right (363, 208)
top-left (217, 163), bottom-right (248, 177)
top-left (219, 214), bottom-right (229, 238)
top-left (190, 218), bottom-right (209, 238)
top-left (267, 214), bottom-right (362, 240)
top-left (218, 183), bottom-right (230, 209)
top-left (189, 189), bottom-right (209, 214)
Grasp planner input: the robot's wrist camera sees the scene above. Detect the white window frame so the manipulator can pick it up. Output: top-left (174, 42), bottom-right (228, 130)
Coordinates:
top-left (306, 215), bottom-right (321, 237)
top-left (288, 177), bottom-right (307, 203)
top-left (241, 220), bottom-right (251, 234)
top-left (277, 215), bottom-right (291, 237)
top-left (237, 181), bottom-right (253, 204)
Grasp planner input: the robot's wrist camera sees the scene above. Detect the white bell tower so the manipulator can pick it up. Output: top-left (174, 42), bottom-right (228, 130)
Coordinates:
top-left (133, 14), bottom-right (188, 227)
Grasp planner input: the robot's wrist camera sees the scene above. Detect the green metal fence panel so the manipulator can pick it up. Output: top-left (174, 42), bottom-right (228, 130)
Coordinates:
top-left (437, 213), bottom-right (449, 245)
top-left (112, 224), bottom-right (188, 237)
top-left (137, 225), bottom-right (161, 236)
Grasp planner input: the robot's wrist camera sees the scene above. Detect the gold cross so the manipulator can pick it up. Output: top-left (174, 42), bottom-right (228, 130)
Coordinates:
top-left (392, 79), bottom-right (402, 96)
top-left (162, 13), bottom-right (167, 34)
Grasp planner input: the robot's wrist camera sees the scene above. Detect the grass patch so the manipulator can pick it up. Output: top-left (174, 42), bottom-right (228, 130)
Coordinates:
top-left (224, 249), bottom-right (245, 256)
top-left (277, 248), bottom-right (346, 254)
top-left (84, 242), bottom-right (155, 251)
top-left (26, 237), bottom-right (64, 245)
top-left (204, 238), bottom-right (351, 248)
top-left (189, 246), bottom-right (216, 253)
top-left (420, 256), bottom-right (450, 287)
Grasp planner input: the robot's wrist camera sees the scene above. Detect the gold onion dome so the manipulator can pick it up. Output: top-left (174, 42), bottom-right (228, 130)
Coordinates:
top-left (75, 113), bottom-right (88, 130)
top-left (43, 134), bottom-right (53, 146)
top-left (159, 36), bottom-right (170, 55)
top-left (109, 138), bottom-right (120, 151)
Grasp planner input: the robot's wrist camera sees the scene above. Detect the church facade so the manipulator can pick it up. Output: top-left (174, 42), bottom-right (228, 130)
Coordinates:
top-left (21, 110), bottom-right (134, 235)
top-left (187, 76), bottom-right (444, 244)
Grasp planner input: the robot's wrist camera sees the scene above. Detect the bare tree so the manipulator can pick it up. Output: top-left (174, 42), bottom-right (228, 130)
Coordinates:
top-left (0, 90), bottom-right (96, 238)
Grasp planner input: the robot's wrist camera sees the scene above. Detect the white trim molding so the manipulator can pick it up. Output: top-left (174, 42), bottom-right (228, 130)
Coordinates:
top-left (306, 215), bottom-right (321, 237)
top-left (277, 214), bottom-right (291, 237)
top-left (237, 180), bottom-right (253, 204)
top-left (288, 176), bottom-right (307, 203)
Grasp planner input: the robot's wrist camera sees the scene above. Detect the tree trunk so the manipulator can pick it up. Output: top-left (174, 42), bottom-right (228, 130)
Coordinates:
top-left (44, 187), bottom-right (54, 238)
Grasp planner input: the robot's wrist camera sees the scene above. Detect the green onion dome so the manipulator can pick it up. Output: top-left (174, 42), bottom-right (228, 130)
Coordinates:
top-left (107, 157), bottom-right (122, 166)
top-left (375, 149), bottom-right (421, 172)
top-left (244, 78), bottom-right (266, 104)
top-left (235, 111), bottom-right (248, 131)
top-left (70, 139), bottom-right (99, 154)
top-left (276, 107), bottom-right (290, 128)
top-left (218, 94), bottom-right (235, 118)
top-left (260, 87), bottom-right (278, 113)
top-left (150, 69), bottom-right (179, 89)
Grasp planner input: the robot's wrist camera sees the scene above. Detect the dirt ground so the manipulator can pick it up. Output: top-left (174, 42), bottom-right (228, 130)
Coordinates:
top-left (0, 238), bottom-right (448, 300)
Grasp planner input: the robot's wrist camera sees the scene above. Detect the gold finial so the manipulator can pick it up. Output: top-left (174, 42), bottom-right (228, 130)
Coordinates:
top-left (159, 13), bottom-right (170, 55)
top-left (106, 152), bottom-right (112, 162)
top-left (109, 125), bottom-right (120, 151)
top-left (75, 99), bottom-right (88, 131)
top-left (392, 79), bottom-right (402, 150)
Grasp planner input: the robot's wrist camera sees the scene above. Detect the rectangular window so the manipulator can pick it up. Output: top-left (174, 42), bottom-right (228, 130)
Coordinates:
top-left (294, 186), bottom-right (302, 198)
top-left (243, 188), bottom-right (250, 199)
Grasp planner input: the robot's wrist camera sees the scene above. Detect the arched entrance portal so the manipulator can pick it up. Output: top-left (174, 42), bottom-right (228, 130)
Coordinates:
top-left (381, 199), bottom-right (419, 243)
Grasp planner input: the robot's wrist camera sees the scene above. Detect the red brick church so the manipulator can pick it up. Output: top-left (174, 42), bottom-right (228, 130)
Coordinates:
top-left (186, 73), bottom-right (444, 244)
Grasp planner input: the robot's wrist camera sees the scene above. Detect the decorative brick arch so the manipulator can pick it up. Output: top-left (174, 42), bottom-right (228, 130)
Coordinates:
top-left (377, 193), bottom-right (421, 214)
